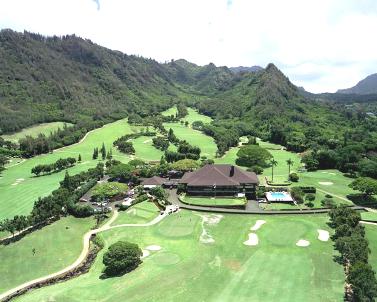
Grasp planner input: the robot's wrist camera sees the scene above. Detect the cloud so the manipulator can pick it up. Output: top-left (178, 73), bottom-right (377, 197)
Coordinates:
top-left (0, 0), bottom-right (376, 93)
top-left (92, 0), bottom-right (100, 11)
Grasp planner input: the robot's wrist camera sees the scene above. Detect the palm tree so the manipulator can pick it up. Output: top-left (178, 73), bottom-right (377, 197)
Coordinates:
top-left (270, 159), bottom-right (278, 182)
top-left (286, 158), bottom-right (294, 179)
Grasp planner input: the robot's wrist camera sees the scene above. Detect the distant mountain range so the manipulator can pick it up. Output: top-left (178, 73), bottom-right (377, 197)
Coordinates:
top-left (229, 66), bottom-right (263, 73)
top-left (337, 73), bottom-right (377, 95)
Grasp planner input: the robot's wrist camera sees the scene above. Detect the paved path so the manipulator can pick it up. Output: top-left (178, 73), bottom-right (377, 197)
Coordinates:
top-left (0, 210), bottom-right (167, 301)
top-left (360, 221), bottom-right (377, 226)
top-left (168, 190), bottom-right (365, 215)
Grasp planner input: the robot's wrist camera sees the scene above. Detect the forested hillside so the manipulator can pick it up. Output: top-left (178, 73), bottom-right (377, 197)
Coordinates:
top-left (1, 29), bottom-right (377, 178)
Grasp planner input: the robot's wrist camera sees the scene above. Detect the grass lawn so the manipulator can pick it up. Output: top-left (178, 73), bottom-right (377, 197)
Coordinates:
top-left (2, 122), bottom-right (73, 143)
top-left (0, 216), bottom-right (94, 294)
top-left (0, 119), bottom-right (134, 220)
top-left (181, 108), bottom-right (212, 125)
top-left (113, 202), bottom-right (160, 225)
top-left (132, 136), bottom-right (165, 161)
top-left (182, 196), bottom-right (246, 206)
top-left (161, 106), bottom-right (178, 117)
top-left (361, 211), bottom-right (377, 222)
top-left (163, 122), bottom-right (217, 158)
top-left (365, 225), bottom-right (377, 273)
top-left (14, 212), bottom-right (344, 302)
top-left (260, 202), bottom-right (300, 210)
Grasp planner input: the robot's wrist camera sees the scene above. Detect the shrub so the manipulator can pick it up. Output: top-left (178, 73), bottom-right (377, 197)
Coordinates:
top-left (289, 172), bottom-right (299, 182)
top-left (306, 201), bottom-right (314, 208)
top-left (305, 193), bottom-right (316, 202)
top-left (299, 186), bottom-right (316, 193)
top-left (248, 165), bottom-right (263, 174)
top-left (290, 187), bottom-right (304, 204)
top-left (325, 194), bottom-right (333, 198)
top-left (321, 198), bottom-right (336, 208)
top-left (103, 241), bottom-right (142, 277)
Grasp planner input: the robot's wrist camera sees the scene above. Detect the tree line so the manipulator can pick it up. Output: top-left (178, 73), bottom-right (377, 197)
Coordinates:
top-left (329, 207), bottom-right (377, 301)
top-left (31, 157), bottom-right (76, 176)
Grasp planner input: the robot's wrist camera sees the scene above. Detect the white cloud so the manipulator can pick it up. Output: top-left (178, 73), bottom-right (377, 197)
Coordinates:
top-left (0, 0), bottom-right (377, 92)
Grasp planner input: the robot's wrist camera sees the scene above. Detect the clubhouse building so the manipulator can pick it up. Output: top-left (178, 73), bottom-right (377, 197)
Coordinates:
top-left (179, 164), bottom-right (259, 199)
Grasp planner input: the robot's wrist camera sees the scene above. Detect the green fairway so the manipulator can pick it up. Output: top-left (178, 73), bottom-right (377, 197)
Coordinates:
top-left (0, 119), bottom-right (133, 220)
top-left (14, 212), bottom-right (344, 302)
top-left (132, 135), bottom-right (165, 161)
top-left (163, 122), bottom-right (217, 158)
top-left (181, 196), bottom-right (246, 206)
top-left (2, 122), bottom-right (73, 143)
top-left (181, 108), bottom-right (212, 125)
top-left (0, 216), bottom-right (94, 294)
top-left (365, 225), bottom-right (377, 273)
top-left (161, 106), bottom-right (178, 117)
top-left (113, 202), bottom-right (160, 225)
top-left (361, 211), bottom-right (377, 222)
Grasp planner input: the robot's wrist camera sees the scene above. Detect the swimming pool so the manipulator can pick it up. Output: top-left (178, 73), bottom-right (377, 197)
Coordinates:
top-left (265, 191), bottom-right (293, 202)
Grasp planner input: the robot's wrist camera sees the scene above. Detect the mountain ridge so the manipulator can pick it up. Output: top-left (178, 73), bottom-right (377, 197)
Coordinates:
top-left (337, 73), bottom-right (377, 95)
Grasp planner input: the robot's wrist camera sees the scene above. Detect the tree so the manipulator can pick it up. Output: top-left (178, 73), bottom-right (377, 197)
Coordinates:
top-left (290, 187), bottom-right (304, 204)
top-left (92, 147), bottom-right (98, 160)
top-left (270, 159), bottom-right (278, 182)
top-left (107, 163), bottom-right (136, 182)
top-left (349, 177), bottom-right (377, 197)
top-left (91, 182), bottom-right (128, 201)
top-left (305, 193), bottom-right (315, 202)
top-left (106, 148), bottom-right (113, 160)
top-left (348, 261), bottom-right (377, 301)
top-left (78, 154), bottom-right (82, 162)
top-left (149, 186), bottom-right (168, 201)
top-left (171, 159), bottom-right (200, 172)
top-left (289, 172), bottom-right (299, 182)
top-left (102, 241), bottom-right (142, 276)
top-left (101, 143), bottom-right (106, 160)
top-left (286, 158), bottom-right (294, 178)
top-left (236, 145), bottom-right (273, 168)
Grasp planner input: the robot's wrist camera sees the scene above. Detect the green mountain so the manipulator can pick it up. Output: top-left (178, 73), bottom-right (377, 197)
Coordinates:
top-left (337, 73), bottom-right (377, 95)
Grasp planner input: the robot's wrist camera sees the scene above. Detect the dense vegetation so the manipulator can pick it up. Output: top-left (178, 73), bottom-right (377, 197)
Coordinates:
top-left (329, 207), bottom-right (377, 301)
top-left (31, 157), bottom-right (76, 176)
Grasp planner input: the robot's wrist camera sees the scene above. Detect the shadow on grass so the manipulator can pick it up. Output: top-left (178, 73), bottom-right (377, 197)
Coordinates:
top-left (346, 194), bottom-right (377, 208)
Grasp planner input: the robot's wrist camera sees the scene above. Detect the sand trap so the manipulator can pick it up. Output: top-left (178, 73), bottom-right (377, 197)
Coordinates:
top-left (197, 214), bottom-right (223, 244)
top-left (200, 214), bottom-right (223, 225)
top-left (250, 220), bottom-right (266, 231)
top-left (318, 182), bottom-right (333, 186)
top-left (296, 239), bottom-right (310, 247)
top-left (329, 172), bottom-right (336, 175)
top-left (243, 233), bottom-right (258, 246)
top-left (143, 139), bottom-right (152, 144)
top-left (141, 250), bottom-right (150, 258)
top-left (317, 229), bottom-right (330, 241)
top-left (11, 183), bottom-right (19, 186)
top-left (126, 208), bottom-right (137, 215)
top-left (146, 245), bottom-right (161, 251)
top-left (16, 178), bottom-right (25, 181)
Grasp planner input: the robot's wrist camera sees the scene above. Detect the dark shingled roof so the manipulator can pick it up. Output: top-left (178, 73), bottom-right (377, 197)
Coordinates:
top-left (179, 164), bottom-right (258, 187)
top-left (141, 176), bottom-right (165, 186)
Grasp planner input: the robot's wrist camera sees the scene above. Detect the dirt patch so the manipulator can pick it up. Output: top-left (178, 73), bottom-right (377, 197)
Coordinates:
top-left (224, 259), bottom-right (242, 271)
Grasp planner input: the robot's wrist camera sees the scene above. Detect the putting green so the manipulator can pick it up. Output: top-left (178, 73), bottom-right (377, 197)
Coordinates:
top-left (132, 136), bottom-right (165, 161)
top-left (161, 106), bottom-right (178, 117)
top-left (0, 119), bottom-right (133, 220)
top-left (0, 216), bottom-right (94, 294)
top-left (13, 212), bottom-right (344, 302)
top-left (2, 122), bottom-right (73, 143)
top-left (112, 202), bottom-right (160, 225)
top-left (181, 108), bottom-right (212, 125)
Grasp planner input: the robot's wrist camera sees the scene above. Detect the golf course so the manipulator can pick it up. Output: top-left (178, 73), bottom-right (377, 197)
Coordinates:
top-left (12, 208), bottom-right (344, 302)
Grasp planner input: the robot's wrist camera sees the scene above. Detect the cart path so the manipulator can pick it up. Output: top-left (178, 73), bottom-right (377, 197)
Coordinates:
top-left (0, 210), bottom-right (167, 301)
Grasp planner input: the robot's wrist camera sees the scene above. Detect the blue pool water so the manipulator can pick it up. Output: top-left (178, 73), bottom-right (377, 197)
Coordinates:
top-left (270, 192), bottom-right (287, 198)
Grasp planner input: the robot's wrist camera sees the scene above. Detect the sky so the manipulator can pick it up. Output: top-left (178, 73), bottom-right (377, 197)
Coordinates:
top-left (1, 0), bottom-right (377, 93)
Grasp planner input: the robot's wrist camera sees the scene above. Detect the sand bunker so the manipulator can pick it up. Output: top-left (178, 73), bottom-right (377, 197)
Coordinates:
top-left (317, 229), bottom-right (330, 241)
top-left (329, 172), bottom-right (336, 175)
top-left (250, 220), bottom-right (266, 231)
top-left (141, 250), bottom-right (150, 258)
top-left (197, 214), bottom-right (223, 244)
top-left (318, 181), bottom-right (333, 185)
top-left (11, 178), bottom-right (25, 186)
top-left (146, 245), bottom-right (161, 251)
top-left (143, 139), bottom-right (152, 144)
top-left (296, 239), bottom-right (310, 247)
top-left (243, 233), bottom-right (259, 246)
top-left (126, 208), bottom-right (137, 215)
